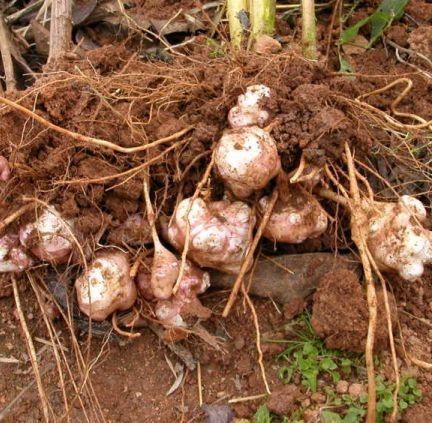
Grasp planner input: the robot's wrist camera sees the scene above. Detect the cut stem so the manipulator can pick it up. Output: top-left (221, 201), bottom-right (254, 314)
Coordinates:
top-left (48, 0), bottom-right (72, 62)
top-left (301, 0), bottom-right (317, 60)
top-left (250, 0), bottom-right (276, 40)
top-left (227, 0), bottom-right (248, 48)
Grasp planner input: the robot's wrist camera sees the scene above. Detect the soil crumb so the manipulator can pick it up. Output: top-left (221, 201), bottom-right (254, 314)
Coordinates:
top-left (311, 269), bottom-right (395, 352)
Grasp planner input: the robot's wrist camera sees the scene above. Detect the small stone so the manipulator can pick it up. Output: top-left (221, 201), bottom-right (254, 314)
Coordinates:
top-left (135, 392), bottom-right (142, 398)
top-left (336, 380), bottom-right (349, 394)
top-left (234, 335), bottom-right (245, 350)
top-left (253, 35), bottom-right (282, 54)
top-left (348, 383), bottom-right (365, 398)
top-left (301, 398), bottom-right (311, 408)
top-left (304, 409), bottom-right (319, 422)
top-left (27, 313), bottom-right (34, 320)
top-left (311, 392), bottom-right (326, 404)
top-left (216, 391), bottom-right (226, 398)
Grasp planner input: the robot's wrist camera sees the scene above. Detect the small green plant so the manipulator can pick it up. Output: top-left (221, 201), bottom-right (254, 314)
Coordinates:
top-left (321, 376), bottom-right (422, 422)
top-left (340, 0), bottom-right (408, 47)
top-left (276, 313), bottom-right (361, 392)
top-left (253, 405), bottom-right (272, 423)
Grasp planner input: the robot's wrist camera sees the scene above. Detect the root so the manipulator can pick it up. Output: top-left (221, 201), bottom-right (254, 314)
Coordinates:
top-left (172, 150), bottom-right (215, 295)
top-left (242, 283), bottom-right (271, 395)
top-left (12, 275), bottom-right (51, 422)
top-left (344, 143), bottom-right (377, 423)
top-left (222, 188), bottom-right (278, 317)
top-left (0, 203), bottom-right (33, 234)
top-left (112, 311), bottom-right (141, 338)
top-left (0, 94), bottom-right (193, 153)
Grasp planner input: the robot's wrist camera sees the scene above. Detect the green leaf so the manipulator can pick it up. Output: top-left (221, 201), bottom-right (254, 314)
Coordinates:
top-left (340, 16), bottom-right (370, 44)
top-left (399, 399), bottom-right (408, 410)
top-left (322, 410), bottom-right (344, 423)
top-left (407, 378), bottom-right (417, 389)
top-left (278, 366), bottom-right (294, 384)
top-left (253, 405), bottom-right (271, 423)
top-left (340, 0), bottom-right (408, 47)
top-left (344, 406), bottom-right (366, 423)
top-left (359, 393), bottom-right (369, 404)
top-left (321, 357), bottom-right (338, 371)
top-left (302, 368), bottom-right (319, 392)
top-left (329, 370), bottom-right (341, 383)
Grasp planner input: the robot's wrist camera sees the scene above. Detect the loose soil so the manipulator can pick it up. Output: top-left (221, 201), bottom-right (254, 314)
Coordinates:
top-left (1, 0), bottom-right (432, 421)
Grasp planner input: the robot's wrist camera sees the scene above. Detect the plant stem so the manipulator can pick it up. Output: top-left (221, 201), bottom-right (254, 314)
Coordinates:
top-left (250, 0), bottom-right (276, 40)
top-left (48, 0), bottom-right (72, 62)
top-left (301, 0), bottom-right (318, 60)
top-left (227, 0), bottom-right (248, 48)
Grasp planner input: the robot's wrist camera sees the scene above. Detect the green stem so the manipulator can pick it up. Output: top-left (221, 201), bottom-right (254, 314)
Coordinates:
top-left (250, 0), bottom-right (276, 40)
top-left (301, 0), bottom-right (317, 60)
top-left (227, 0), bottom-right (248, 48)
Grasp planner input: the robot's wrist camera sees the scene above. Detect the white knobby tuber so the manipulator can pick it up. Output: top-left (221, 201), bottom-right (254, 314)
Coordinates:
top-left (259, 186), bottom-right (328, 243)
top-left (215, 126), bottom-right (281, 199)
top-left (19, 208), bottom-right (74, 264)
top-left (0, 234), bottom-right (33, 272)
top-left (75, 250), bottom-right (137, 321)
top-left (0, 156), bottom-right (10, 181)
top-left (228, 85), bottom-right (272, 128)
top-left (365, 195), bottom-right (432, 281)
top-left (168, 198), bottom-right (256, 274)
top-left (155, 261), bottom-right (210, 327)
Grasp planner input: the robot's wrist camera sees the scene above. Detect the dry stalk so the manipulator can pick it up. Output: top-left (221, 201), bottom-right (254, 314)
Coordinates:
top-left (12, 275), bottom-right (51, 422)
top-left (48, 0), bottom-right (72, 62)
top-left (222, 188), bottom-right (278, 317)
top-left (0, 94), bottom-right (193, 153)
top-left (0, 12), bottom-right (16, 91)
top-left (28, 273), bottom-right (71, 422)
top-left (172, 150), bottom-right (215, 295)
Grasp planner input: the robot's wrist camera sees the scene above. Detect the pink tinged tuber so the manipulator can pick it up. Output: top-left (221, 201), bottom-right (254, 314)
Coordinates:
top-left (150, 237), bottom-right (179, 300)
top-left (259, 186), bottom-right (328, 244)
top-left (0, 234), bottom-right (33, 273)
top-left (155, 261), bottom-right (210, 327)
top-left (0, 156), bottom-right (11, 181)
top-left (228, 85), bottom-right (272, 129)
top-left (20, 208), bottom-right (74, 264)
top-left (365, 195), bottom-right (432, 281)
top-left (215, 126), bottom-right (281, 199)
top-left (168, 198), bottom-right (256, 274)
top-left (75, 250), bottom-right (137, 321)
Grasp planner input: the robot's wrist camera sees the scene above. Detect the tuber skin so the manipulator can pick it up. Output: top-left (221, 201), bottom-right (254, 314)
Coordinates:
top-left (150, 239), bottom-right (179, 300)
top-left (154, 261), bottom-right (210, 327)
top-left (228, 85), bottom-right (272, 129)
top-left (215, 126), bottom-right (281, 199)
top-left (0, 156), bottom-right (11, 181)
top-left (20, 208), bottom-right (75, 264)
top-left (365, 195), bottom-right (432, 281)
top-left (259, 185), bottom-right (328, 244)
top-left (168, 198), bottom-right (256, 274)
top-left (75, 250), bottom-right (137, 321)
top-left (0, 234), bottom-right (33, 273)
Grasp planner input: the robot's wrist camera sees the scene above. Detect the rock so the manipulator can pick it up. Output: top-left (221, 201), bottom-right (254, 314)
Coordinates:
top-left (266, 384), bottom-right (302, 416)
top-left (336, 380), bottom-right (349, 394)
top-left (310, 392), bottom-right (326, 404)
top-left (348, 383), bottom-right (365, 398)
top-left (304, 409), bottom-right (319, 422)
top-left (254, 35), bottom-right (282, 54)
top-left (202, 404), bottom-right (234, 423)
top-left (211, 253), bottom-right (359, 304)
top-left (283, 297), bottom-right (306, 320)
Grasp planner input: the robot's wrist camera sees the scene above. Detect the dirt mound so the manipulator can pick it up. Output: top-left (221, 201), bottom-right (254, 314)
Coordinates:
top-left (311, 269), bottom-right (396, 353)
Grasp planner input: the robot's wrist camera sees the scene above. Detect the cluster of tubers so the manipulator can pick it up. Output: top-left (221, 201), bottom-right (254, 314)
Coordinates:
top-left (1, 87), bottom-right (431, 330)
